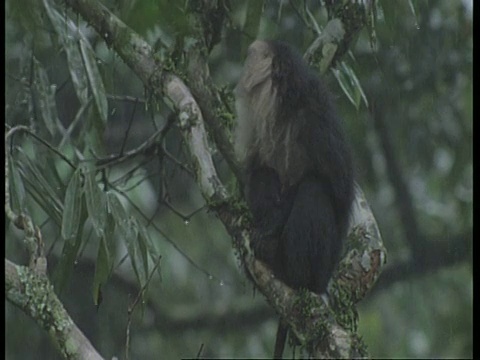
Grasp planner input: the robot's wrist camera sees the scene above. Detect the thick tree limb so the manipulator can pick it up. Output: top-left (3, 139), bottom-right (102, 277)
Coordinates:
top-left (5, 259), bottom-right (104, 360)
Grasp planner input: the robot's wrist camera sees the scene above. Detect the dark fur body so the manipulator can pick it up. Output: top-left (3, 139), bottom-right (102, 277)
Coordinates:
top-left (236, 40), bottom-right (355, 294)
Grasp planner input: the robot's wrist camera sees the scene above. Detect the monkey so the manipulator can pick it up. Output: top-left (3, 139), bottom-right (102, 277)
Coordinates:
top-left (234, 40), bottom-right (355, 358)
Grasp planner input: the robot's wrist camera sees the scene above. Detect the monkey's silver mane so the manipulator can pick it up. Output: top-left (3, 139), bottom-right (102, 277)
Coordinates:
top-left (234, 40), bottom-right (308, 187)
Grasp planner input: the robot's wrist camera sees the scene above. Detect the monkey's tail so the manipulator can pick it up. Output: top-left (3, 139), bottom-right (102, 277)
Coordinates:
top-left (273, 318), bottom-right (288, 359)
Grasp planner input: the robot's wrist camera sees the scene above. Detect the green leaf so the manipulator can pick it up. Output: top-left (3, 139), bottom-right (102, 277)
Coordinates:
top-left (124, 218), bottom-right (144, 286)
top-left (41, 0), bottom-right (64, 33)
top-left (53, 212), bottom-right (88, 293)
top-left (65, 41), bottom-right (90, 107)
top-left (8, 155), bottom-right (26, 213)
top-left (342, 62), bottom-right (369, 109)
top-left (137, 219), bottom-right (162, 279)
top-left (104, 205), bottom-right (117, 251)
top-left (107, 192), bottom-right (146, 284)
top-left (407, 0), bottom-right (420, 29)
top-left (135, 218), bottom-right (150, 285)
top-left (83, 103), bottom-right (107, 157)
top-left (61, 167), bottom-right (84, 241)
top-left (42, 1), bottom-right (90, 106)
top-left (33, 57), bottom-right (60, 136)
top-left (80, 39), bottom-right (108, 125)
top-left (84, 168), bottom-right (106, 237)
top-left (106, 192), bottom-right (128, 227)
top-left (44, 158), bottom-right (68, 199)
top-left (16, 150), bottom-right (63, 225)
top-left (137, 220), bottom-right (154, 260)
top-left (53, 193), bottom-right (90, 292)
top-left (107, 191), bottom-right (134, 241)
top-left (332, 62), bottom-right (368, 110)
top-left (93, 235), bottom-right (111, 306)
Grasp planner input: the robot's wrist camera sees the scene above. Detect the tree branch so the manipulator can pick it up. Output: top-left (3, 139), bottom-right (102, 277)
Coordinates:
top-left (5, 259), bottom-right (104, 360)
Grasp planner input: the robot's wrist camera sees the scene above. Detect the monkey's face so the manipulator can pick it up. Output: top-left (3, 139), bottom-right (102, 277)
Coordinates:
top-left (235, 40), bottom-right (273, 97)
top-left (234, 40), bottom-right (279, 164)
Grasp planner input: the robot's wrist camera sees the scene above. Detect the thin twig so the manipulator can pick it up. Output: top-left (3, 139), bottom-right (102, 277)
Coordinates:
top-left (119, 97), bottom-right (139, 155)
top-left (107, 94), bottom-right (146, 104)
top-left (125, 255), bottom-right (162, 360)
top-left (95, 114), bottom-right (175, 169)
top-left (5, 125), bottom-right (77, 169)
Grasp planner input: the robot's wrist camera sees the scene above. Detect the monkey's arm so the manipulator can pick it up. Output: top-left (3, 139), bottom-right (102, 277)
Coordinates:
top-left (247, 165), bottom-right (284, 231)
top-left (246, 164), bottom-right (294, 267)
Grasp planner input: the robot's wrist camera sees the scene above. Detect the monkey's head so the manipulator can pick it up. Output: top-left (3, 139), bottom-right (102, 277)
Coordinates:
top-left (234, 40), bottom-right (313, 185)
top-left (235, 40), bottom-right (273, 96)
top-left (234, 40), bottom-right (278, 163)
top-left (235, 40), bottom-right (309, 108)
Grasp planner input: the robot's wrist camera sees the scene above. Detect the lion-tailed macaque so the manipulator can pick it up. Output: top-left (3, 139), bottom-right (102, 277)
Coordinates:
top-left (234, 40), bottom-right (355, 358)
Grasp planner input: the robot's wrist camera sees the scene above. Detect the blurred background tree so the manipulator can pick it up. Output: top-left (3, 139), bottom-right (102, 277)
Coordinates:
top-left (5, 0), bottom-right (472, 359)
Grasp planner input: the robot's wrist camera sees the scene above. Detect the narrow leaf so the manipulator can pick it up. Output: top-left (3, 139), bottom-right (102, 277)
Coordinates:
top-left (93, 235), bottom-right (110, 306)
top-left (137, 220), bottom-right (161, 278)
top-left (108, 192), bottom-right (146, 284)
top-left (42, 1), bottom-right (90, 106)
top-left (41, 0), bottom-right (65, 34)
top-left (84, 168), bottom-right (106, 237)
top-left (84, 109), bottom-right (107, 157)
top-left (65, 41), bottom-right (90, 107)
top-left (135, 218), bottom-right (150, 285)
top-left (8, 156), bottom-right (26, 213)
top-left (332, 62), bottom-right (368, 110)
top-left (107, 192), bottom-right (128, 227)
top-left (33, 57), bottom-right (60, 136)
top-left (80, 39), bottom-right (108, 125)
top-left (341, 62), bottom-right (369, 108)
top-left (107, 191), bottom-right (134, 242)
top-left (53, 194), bottom-right (90, 292)
top-left (53, 216), bottom-right (87, 293)
top-left (104, 208), bottom-right (117, 250)
top-left (61, 167), bottom-right (84, 241)
top-left (16, 150), bottom-right (63, 225)
top-left (332, 67), bottom-right (356, 108)
top-left (124, 217), bottom-right (146, 286)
